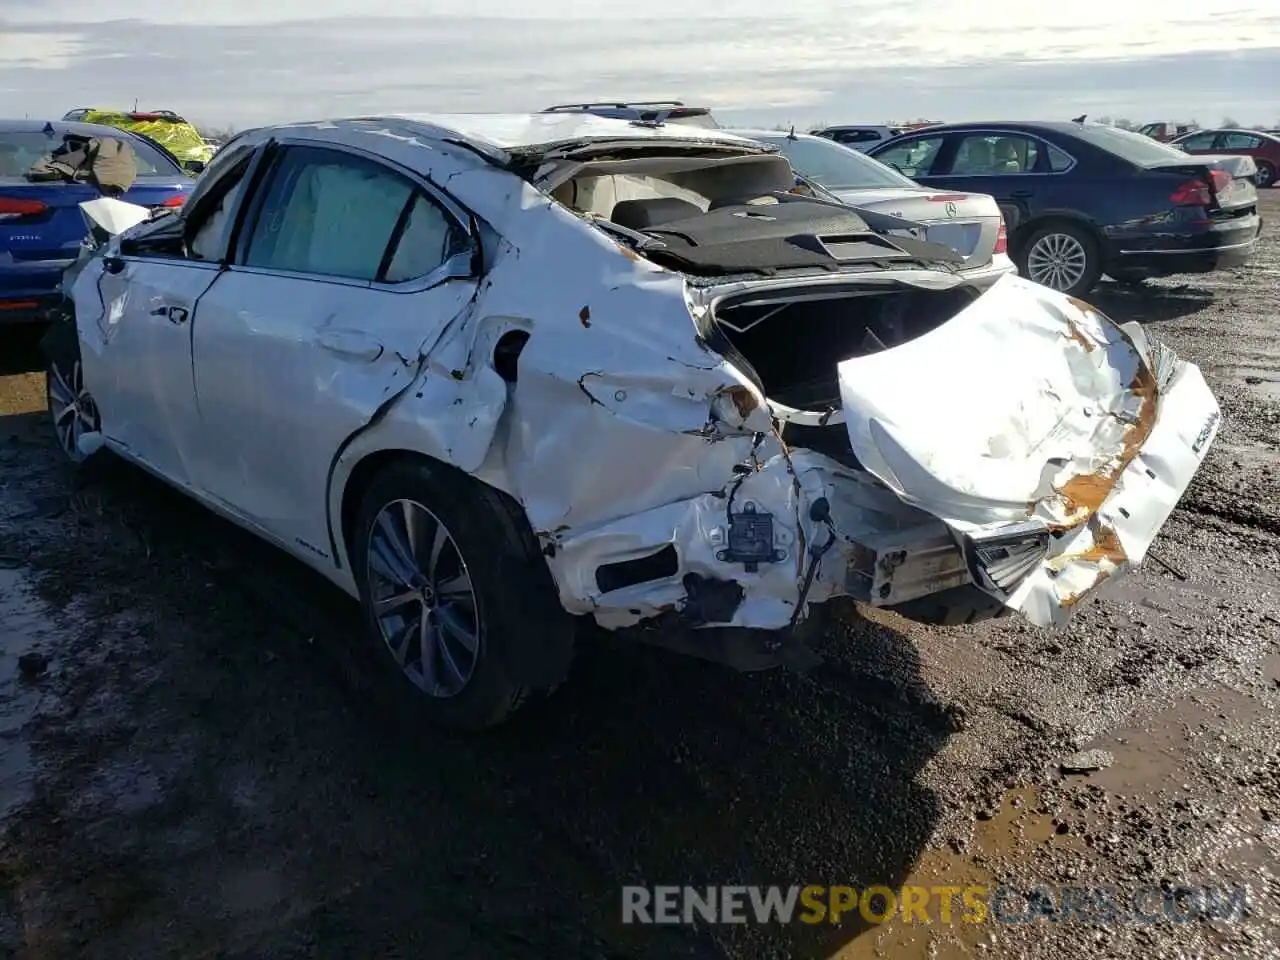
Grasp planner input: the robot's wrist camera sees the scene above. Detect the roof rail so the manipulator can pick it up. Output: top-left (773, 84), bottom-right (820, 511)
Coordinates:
top-left (542, 100), bottom-right (687, 113)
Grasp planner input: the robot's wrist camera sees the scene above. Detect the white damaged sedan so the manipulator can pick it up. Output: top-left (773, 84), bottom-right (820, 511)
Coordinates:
top-left (47, 114), bottom-right (1222, 729)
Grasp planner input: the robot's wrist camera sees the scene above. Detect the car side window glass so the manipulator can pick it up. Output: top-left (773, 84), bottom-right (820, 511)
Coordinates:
top-left (188, 160), bottom-right (250, 261)
top-left (1180, 132), bottom-right (1217, 150)
top-left (950, 134), bottom-right (1039, 174)
top-left (383, 193), bottom-right (468, 283)
top-left (1046, 143), bottom-right (1074, 172)
top-left (244, 147), bottom-right (413, 281)
top-left (873, 136), bottom-right (943, 177)
top-left (1220, 132), bottom-right (1261, 149)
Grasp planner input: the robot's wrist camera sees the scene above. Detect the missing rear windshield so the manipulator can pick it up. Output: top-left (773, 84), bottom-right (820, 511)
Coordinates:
top-left (0, 130), bottom-right (175, 179)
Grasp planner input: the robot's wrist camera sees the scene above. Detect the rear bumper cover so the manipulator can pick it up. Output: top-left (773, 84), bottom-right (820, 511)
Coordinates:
top-left (0, 256), bottom-right (75, 323)
top-left (957, 253), bottom-right (1017, 289)
top-left (0, 292), bottom-right (62, 324)
top-left (1111, 214), bottom-right (1261, 274)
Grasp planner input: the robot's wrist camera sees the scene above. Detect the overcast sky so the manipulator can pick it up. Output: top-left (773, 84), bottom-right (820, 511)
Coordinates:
top-left (1, 1), bottom-right (1277, 130)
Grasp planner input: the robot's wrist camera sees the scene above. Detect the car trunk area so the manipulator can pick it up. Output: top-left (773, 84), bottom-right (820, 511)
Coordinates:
top-left (711, 282), bottom-right (981, 413)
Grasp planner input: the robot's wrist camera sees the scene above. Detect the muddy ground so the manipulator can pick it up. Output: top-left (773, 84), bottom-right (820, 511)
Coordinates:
top-left (1, 194), bottom-right (1278, 960)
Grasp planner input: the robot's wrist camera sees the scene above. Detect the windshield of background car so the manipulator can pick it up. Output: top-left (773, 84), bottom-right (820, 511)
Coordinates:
top-left (758, 135), bottom-right (918, 189)
top-left (0, 130), bottom-right (179, 178)
top-left (664, 112), bottom-right (720, 129)
top-left (1067, 124), bottom-right (1193, 166)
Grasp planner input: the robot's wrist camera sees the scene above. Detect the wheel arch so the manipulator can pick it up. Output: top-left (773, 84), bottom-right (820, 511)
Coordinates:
top-left (336, 445), bottom-right (575, 704)
top-left (336, 447), bottom-right (537, 578)
top-left (339, 448), bottom-right (418, 570)
top-left (1010, 212), bottom-right (1106, 258)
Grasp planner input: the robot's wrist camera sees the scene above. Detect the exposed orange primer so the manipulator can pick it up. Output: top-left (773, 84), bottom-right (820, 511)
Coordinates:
top-left (1072, 523), bottom-right (1127, 565)
top-left (1062, 317), bottom-right (1096, 353)
top-left (724, 385), bottom-right (759, 418)
top-left (1060, 569), bottom-right (1109, 607)
top-left (1057, 522), bottom-right (1128, 606)
top-left (1053, 361), bottom-right (1159, 517)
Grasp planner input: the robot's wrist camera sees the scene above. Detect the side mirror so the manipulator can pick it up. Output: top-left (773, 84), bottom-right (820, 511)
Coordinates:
top-left (184, 160), bottom-right (206, 175)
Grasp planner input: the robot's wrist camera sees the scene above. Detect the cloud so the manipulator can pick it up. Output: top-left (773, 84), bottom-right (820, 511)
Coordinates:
top-left (0, 2), bottom-right (1277, 127)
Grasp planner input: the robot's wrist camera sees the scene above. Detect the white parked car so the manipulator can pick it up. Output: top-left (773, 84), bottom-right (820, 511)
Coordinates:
top-left (811, 124), bottom-right (908, 152)
top-left (47, 114), bottom-right (1222, 730)
top-left (726, 128), bottom-right (1014, 288)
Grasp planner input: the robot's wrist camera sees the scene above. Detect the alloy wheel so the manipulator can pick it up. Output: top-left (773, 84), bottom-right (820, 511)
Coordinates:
top-left (1257, 165), bottom-right (1274, 188)
top-left (1026, 232), bottom-right (1088, 291)
top-left (47, 358), bottom-right (99, 461)
top-left (366, 498), bottom-right (480, 698)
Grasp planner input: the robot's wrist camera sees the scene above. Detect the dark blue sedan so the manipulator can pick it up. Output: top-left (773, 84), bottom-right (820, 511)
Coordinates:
top-left (866, 120), bottom-right (1262, 295)
top-left (1, 120), bottom-right (194, 324)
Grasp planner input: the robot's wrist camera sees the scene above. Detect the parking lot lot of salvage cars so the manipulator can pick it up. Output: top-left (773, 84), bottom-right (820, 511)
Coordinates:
top-left (0, 194), bottom-right (1278, 958)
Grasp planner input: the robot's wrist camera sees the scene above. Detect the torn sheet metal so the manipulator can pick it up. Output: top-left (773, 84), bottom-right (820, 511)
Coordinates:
top-left (837, 274), bottom-right (1221, 627)
top-left (544, 448), bottom-right (942, 630)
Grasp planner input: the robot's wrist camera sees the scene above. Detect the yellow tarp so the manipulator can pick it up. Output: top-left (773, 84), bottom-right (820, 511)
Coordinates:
top-left (79, 110), bottom-right (215, 165)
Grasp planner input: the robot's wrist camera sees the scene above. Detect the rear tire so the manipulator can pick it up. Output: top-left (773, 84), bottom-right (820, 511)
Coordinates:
top-left (1016, 222), bottom-right (1102, 297)
top-left (1256, 161), bottom-right (1275, 189)
top-left (350, 458), bottom-right (575, 732)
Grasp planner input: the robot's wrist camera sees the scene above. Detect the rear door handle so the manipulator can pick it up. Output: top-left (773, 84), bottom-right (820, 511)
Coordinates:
top-left (317, 330), bottom-right (384, 362)
top-left (1010, 190), bottom-right (1033, 199)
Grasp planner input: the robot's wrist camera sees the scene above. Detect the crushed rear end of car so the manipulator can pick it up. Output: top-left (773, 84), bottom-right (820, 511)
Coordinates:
top-left (488, 142), bottom-right (1222, 656)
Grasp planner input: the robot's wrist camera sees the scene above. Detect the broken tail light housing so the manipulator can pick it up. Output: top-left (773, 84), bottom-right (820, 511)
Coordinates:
top-left (0, 197), bottom-right (48, 222)
top-left (1170, 179), bottom-right (1212, 206)
top-left (994, 218), bottom-right (1008, 255)
top-left (964, 520), bottom-right (1050, 594)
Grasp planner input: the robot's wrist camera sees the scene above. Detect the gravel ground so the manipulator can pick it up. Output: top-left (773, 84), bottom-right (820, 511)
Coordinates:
top-left (0, 194), bottom-right (1277, 960)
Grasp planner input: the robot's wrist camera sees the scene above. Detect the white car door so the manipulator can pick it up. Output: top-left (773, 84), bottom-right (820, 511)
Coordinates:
top-left (188, 143), bottom-right (479, 564)
top-left (78, 152), bottom-right (255, 485)
top-left (85, 257), bottom-right (216, 483)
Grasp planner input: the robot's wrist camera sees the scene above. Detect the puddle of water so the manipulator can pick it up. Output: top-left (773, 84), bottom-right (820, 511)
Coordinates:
top-left (832, 657), bottom-right (1280, 958)
top-left (1066, 660), bottom-right (1280, 944)
top-left (1086, 661), bottom-right (1279, 800)
top-left (0, 566), bottom-right (53, 821)
top-left (830, 789), bottom-right (1074, 959)
top-left (1220, 364), bottom-right (1280, 402)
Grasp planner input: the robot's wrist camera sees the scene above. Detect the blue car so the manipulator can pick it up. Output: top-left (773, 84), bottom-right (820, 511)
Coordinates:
top-left (1, 119), bottom-right (194, 324)
top-left (866, 120), bottom-right (1262, 296)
